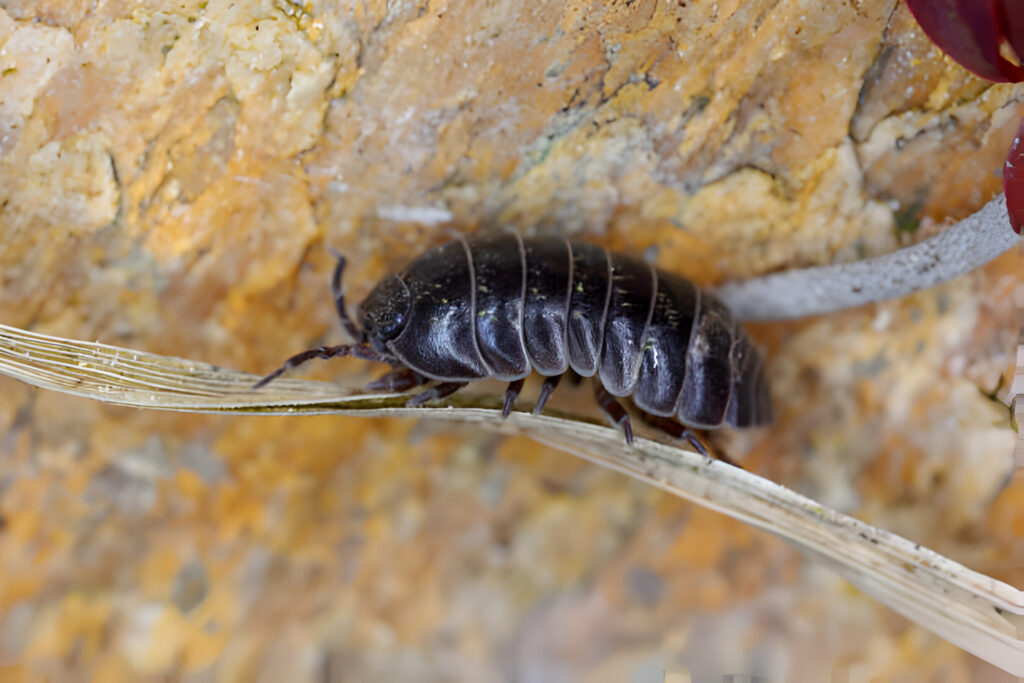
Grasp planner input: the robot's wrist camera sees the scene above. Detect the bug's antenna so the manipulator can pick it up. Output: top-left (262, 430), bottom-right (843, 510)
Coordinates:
top-left (252, 342), bottom-right (385, 390)
top-left (328, 248), bottom-right (363, 342)
top-left (253, 345), bottom-right (354, 389)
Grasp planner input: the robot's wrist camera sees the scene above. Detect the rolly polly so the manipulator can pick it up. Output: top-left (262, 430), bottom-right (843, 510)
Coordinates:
top-left (256, 234), bottom-right (771, 444)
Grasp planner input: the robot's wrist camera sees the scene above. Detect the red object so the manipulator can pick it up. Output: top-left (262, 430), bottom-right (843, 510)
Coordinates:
top-left (1004, 118), bottom-right (1024, 234)
top-left (907, 0), bottom-right (1024, 82)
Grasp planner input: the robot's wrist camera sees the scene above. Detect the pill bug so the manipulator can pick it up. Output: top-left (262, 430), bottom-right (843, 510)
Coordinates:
top-left (256, 234), bottom-right (771, 448)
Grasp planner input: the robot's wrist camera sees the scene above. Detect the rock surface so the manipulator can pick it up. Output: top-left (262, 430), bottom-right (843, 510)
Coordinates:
top-left (0, 0), bottom-right (1022, 679)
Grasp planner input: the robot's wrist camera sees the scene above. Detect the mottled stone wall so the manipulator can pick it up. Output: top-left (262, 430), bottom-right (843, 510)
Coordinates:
top-left (0, 0), bottom-right (1022, 679)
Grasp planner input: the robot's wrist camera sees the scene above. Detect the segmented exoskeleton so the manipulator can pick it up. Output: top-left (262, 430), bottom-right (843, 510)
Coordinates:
top-left (256, 235), bottom-right (771, 447)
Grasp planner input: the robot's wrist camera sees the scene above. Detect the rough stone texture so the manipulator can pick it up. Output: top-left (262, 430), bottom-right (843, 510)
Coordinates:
top-left (0, 0), bottom-right (1022, 680)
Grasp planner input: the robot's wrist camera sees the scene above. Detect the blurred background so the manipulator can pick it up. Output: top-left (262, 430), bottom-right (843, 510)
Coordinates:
top-left (0, 0), bottom-right (1022, 679)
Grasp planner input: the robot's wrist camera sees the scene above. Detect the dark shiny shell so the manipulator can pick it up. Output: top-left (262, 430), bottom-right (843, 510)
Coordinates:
top-left (366, 234), bottom-right (770, 429)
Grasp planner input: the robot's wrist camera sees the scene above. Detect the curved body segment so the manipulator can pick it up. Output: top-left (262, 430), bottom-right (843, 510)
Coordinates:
top-left (385, 238), bottom-right (489, 381)
top-left (632, 271), bottom-right (699, 417)
top-left (566, 241), bottom-right (612, 377)
top-left (598, 251), bottom-right (657, 397)
top-left (522, 237), bottom-right (573, 376)
top-left (468, 234), bottom-right (530, 381)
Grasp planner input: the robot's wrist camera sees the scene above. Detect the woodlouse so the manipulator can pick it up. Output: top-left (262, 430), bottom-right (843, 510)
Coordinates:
top-left (256, 234), bottom-right (771, 447)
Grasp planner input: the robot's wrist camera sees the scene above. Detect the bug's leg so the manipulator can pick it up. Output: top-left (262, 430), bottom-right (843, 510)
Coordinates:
top-left (365, 367), bottom-right (428, 392)
top-left (639, 413), bottom-right (740, 468)
top-left (406, 381), bottom-right (468, 407)
top-left (534, 374), bottom-right (562, 414)
top-left (640, 413), bottom-right (709, 457)
top-left (594, 383), bottom-right (634, 444)
top-left (329, 252), bottom-right (363, 342)
top-left (253, 345), bottom-right (354, 389)
top-left (503, 378), bottom-right (525, 418)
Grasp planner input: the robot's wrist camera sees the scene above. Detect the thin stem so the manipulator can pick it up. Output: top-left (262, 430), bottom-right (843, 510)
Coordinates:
top-left (716, 193), bottom-right (1020, 321)
top-left (1, 322), bottom-right (1024, 674)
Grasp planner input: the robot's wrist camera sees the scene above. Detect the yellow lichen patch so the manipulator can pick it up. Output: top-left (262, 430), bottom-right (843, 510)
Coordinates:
top-left (680, 142), bottom-right (898, 277)
top-left (661, 508), bottom-right (732, 572)
top-left (24, 593), bottom-right (113, 662)
top-left (137, 548), bottom-right (186, 600)
top-left (496, 435), bottom-right (586, 482)
top-left (0, 575), bottom-right (44, 607)
top-left (985, 474), bottom-right (1024, 577)
top-left (767, 8), bottom-right (886, 170)
top-left (208, 483), bottom-right (267, 541)
top-left (856, 433), bottom-right (928, 502)
top-left (215, 415), bottom-right (371, 482)
top-left (859, 84), bottom-right (1024, 221)
top-left (173, 468), bottom-right (209, 505)
top-left (91, 653), bottom-right (140, 682)
top-left (116, 604), bottom-right (190, 675)
top-left (625, 213), bottom-right (721, 283)
top-left (14, 136), bottom-right (120, 233)
top-left (851, 5), bottom-right (987, 144)
top-left (3, 0), bottom-right (94, 27)
top-left (764, 270), bottom-right (1017, 533)
top-left (0, 20), bottom-right (74, 155)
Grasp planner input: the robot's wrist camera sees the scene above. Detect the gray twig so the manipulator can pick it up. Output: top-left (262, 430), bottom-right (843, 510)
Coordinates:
top-left (716, 194), bottom-right (1020, 320)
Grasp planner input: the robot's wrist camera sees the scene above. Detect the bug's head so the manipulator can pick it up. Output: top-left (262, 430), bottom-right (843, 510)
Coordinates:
top-left (357, 275), bottom-right (412, 351)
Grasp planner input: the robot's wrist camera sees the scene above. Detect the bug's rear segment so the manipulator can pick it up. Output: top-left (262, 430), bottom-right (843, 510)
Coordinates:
top-left (678, 295), bottom-right (736, 428)
top-left (726, 329), bottom-right (771, 428)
